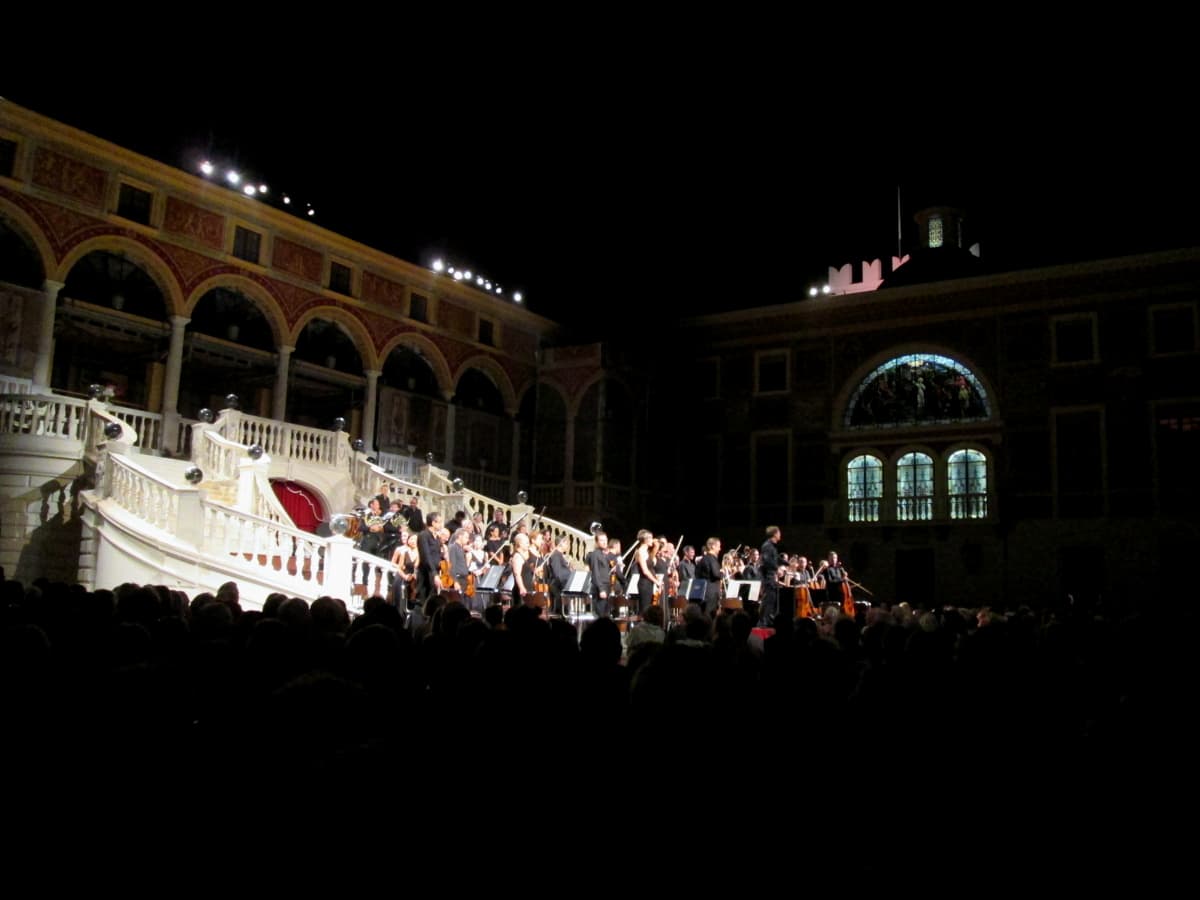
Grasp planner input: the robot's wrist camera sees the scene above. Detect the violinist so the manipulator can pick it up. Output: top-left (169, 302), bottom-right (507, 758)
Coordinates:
top-left (634, 529), bottom-right (661, 616)
top-left (607, 538), bottom-right (628, 600)
top-left (416, 512), bottom-right (443, 602)
top-left (388, 532), bottom-right (418, 611)
top-left (586, 531), bottom-right (613, 618)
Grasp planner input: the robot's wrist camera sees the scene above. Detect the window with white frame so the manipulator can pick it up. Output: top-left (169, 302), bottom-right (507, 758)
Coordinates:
top-left (847, 454), bottom-right (883, 522)
top-left (897, 451), bottom-right (934, 521)
top-left (948, 449), bottom-right (988, 519)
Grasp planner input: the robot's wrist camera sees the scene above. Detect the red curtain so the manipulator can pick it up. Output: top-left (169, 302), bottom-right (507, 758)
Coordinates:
top-left (271, 480), bottom-right (325, 533)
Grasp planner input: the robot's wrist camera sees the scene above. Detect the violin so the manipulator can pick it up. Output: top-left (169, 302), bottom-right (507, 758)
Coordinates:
top-left (439, 558), bottom-right (454, 590)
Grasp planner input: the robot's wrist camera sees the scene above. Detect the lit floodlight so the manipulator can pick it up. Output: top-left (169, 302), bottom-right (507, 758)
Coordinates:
top-left (226, 170), bottom-right (241, 185)
top-left (513, 292), bottom-right (523, 303)
top-left (453, 271), bottom-right (464, 281)
top-left (307, 207), bottom-right (315, 216)
top-left (258, 184), bottom-right (268, 194)
top-left (809, 287), bottom-right (819, 297)
top-left (495, 287), bottom-right (503, 295)
top-left (283, 195), bottom-right (291, 204)
top-left (484, 281), bottom-right (491, 290)
top-left (821, 284), bottom-right (831, 294)
top-left (432, 259), bottom-right (445, 272)
top-left (200, 160), bottom-right (214, 176)
top-left (464, 270), bottom-right (473, 280)
top-left (476, 276), bottom-right (484, 286)
top-left (243, 184), bottom-right (256, 196)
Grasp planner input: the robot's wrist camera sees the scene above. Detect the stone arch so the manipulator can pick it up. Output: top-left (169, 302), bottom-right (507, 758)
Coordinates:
top-left (0, 196), bottom-right (55, 284)
top-left (289, 305), bottom-right (378, 372)
top-left (185, 273), bottom-right (288, 349)
top-left (567, 371), bottom-right (634, 420)
top-left (516, 377), bottom-right (569, 416)
top-left (377, 331), bottom-right (454, 398)
top-left (833, 344), bottom-right (998, 431)
top-left (56, 234), bottom-right (185, 316)
top-left (453, 354), bottom-right (517, 415)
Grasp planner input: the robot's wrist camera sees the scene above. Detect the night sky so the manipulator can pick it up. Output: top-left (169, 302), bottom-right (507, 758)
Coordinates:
top-left (7, 74), bottom-right (1199, 336)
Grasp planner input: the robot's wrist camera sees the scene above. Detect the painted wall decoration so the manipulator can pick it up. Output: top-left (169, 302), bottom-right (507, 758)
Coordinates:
top-left (845, 353), bottom-right (990, 429)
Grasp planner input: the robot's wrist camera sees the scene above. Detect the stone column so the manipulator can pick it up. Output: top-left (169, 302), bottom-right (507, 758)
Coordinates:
top-left (33, 280), bottom-right (64, 390)
top-left (161, 315), bottom-right (191, 450)
top-left (563, 415), bottom-right (576, 506)
top-left (272, 344), bottom-right (294, 422)
top-left (442, 391), bottom-right (456, 466)
top-left (361, 369), bottom-right (381, 451)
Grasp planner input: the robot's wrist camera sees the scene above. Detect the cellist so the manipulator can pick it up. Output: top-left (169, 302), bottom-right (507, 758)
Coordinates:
top-left (817, 550), bottom-right (855, 619)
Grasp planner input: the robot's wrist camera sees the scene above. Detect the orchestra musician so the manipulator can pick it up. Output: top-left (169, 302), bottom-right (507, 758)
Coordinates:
top-left (416, 512), bottom-right (443, 602)
top-left (448, 527), bottom-right (472, 594)
top-left (759, 525), bottom-right (782, 626)
top-left (586, 531), bottom-right (613, 618)
top-left (694, 537), bottom-right (724, 616)
top-left (817, 550), bottom-right (851, 615)
top-left (510, 532), bottom-right (535, 605)
top-left (633, 529), bottom-right (661, 616)
top-left (547, 533), bottom-right (573, 616)
top-left (389, 532), bottom-right (419, 614)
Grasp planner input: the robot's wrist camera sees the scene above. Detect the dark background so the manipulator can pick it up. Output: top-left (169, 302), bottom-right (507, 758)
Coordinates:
top-left (7, 65), bottom-right (1198, 336)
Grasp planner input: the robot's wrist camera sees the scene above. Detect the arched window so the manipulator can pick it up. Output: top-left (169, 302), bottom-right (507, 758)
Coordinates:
top-left (897, 452), bottom-right (934, 521)
top-left (847, 455), bottom-right (883, 522)
top-left (844, 353), bottom-right (990, 429)
top-left (949, 449), bottom-right (988, 519)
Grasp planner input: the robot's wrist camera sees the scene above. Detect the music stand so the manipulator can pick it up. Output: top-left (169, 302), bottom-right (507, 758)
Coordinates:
top-left (685, 578), bottom-right (707, 602)
top-left (726, 579), bottom-right (761, 604)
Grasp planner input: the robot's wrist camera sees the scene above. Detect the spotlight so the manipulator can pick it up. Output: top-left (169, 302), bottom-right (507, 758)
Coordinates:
top-left (88, 383), bottom-right (104, 399)
top-left (513, 292), bottom-right (523, 303)
top-left (484, 282), bottom-right (491, 290)
top-left (432, 259), bottom-right (445, 272)
top-left (282, 195), bottom-right (291, 205)
top-left (495, 287), bottom-right (503, 295)
top-left (809, 287), bottom-right (819, 297)
top-left (425, 452), bottom-right (435, 464)
top-left (258, 184), bottom-right (268, 194)
top-left (476, 277), bottom-right (484, 286)
top-left (242, 184), bottom-right (256, 196)
top-left (330, 514), bottom-right (351, 536)
top-left (226, 170), bottom-right (241, 185)
top-left (448, 266), bottom-right (456, 274)
top-left (821, 284), bottom-right (831, 294)
top-left (247, 444), bottom-right (264, 459)
top-left (224, 393), bottom-right (240, 410)
top-left (306, 208), bottom-right (315, 217)
top-left (184, 466), bottom-right (204, 485)
top-left (332, 417), bottom-right (346, 431)
top-left (451, 477), bottom-right (465, 492)
top-left (352, 438), bottom-right (365, 452)
top-left (200, 161), bottom-right (214, 176)
top-left (198, 408), bottom-right (214, 423)
top-left (453, 271), bottom-right (463, 281)
top-left (516, 490), bottom-right (528, 504)
top-left (464, 270), bottom-right (473, 281)
top-left (103, 422), bottom-right (122, 440)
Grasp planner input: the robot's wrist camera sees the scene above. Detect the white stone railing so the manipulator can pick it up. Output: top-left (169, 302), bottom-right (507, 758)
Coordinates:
top-left (252, 468), bottom-right (291, 524)
top-left (106, 451), bottom-right (187, 533)
top-left (352, 453), bottom-right (437, 508)
top-left (85, 399), bottom-right (139, 457)
top-left (348, 546), bottom-right (400, 604)
top-left (0, 376), bottom-right (34, 394)
top-left (374, 449), bottom-right (422, 480)
top-left (2, 392), bottom-right (89, 442)
top-left (201, 503), bottom-right (334, 596)
top-left (217, 409), bottom-right (350, 469)
top-left (110, 403), bottom-right (162, 453)
top-left (194, 427), bottom-right (243, 482)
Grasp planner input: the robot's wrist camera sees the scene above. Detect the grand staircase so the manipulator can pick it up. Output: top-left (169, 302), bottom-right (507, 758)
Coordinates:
top-left (1, 386), bottom-right (590, 613)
